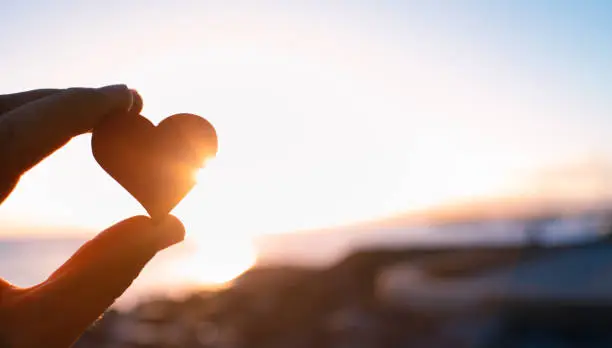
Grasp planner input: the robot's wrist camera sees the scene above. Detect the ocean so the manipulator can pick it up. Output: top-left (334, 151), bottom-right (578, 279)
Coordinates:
top-left (0, 237), bottom-right (231, 309)
top-left (1, 212), bottom-right (607, 309)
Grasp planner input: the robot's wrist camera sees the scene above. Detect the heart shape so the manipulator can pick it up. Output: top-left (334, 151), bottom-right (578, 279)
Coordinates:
top-left (91, 112), bottom-right (218, 219)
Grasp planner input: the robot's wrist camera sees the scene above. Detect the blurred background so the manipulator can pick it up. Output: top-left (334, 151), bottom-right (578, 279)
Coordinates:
top-left (2, 0), bottom-right (612, 347)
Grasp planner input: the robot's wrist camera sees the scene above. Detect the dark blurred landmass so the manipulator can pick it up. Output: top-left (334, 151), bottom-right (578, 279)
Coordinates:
top-left (74, 210), bottom-right (612, 348)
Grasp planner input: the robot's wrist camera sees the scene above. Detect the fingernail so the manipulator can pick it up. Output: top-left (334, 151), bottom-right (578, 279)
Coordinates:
top-left (150, 216), bottom-right (185, 250)
top-left (129, 89), bottom-right (139, 100)
top-left (129, 89), bottom-right (143, 115)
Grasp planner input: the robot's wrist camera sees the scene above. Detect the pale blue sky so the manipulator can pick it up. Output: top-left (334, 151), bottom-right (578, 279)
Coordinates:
top-left (1, 1), bottom-right (612, 237)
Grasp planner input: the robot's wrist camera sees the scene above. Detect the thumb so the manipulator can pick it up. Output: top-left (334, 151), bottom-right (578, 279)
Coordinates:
top-left (48, 215), bottom-right (185, 288)
top-left (11, 215), bottom-right (184, 347)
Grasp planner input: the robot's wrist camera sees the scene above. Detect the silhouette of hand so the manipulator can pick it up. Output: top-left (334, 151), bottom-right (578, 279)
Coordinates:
top-left (0, 85), bottom-right (185, 347)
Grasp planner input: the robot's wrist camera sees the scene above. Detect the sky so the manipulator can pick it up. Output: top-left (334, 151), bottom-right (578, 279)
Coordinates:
top-left (1, 0), bottom-right (612, 243)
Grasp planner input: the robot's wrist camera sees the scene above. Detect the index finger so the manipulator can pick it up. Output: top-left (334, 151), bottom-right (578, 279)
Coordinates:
top-left (0, 89), bottom-right (62, 115)
top-left (0, 85), bottom-right (134, 180)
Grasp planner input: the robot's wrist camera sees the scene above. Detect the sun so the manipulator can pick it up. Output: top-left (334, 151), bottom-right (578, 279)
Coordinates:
top-left (194, 157), bottom-right (217, 182)
top-left (174, 237), bottom-right (258, 286)
top-left (170, 158), bottom-right (259, 286)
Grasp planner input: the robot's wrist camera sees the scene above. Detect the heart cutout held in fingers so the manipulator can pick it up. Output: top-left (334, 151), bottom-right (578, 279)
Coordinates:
top-left (91, 112), bottom-right (218, 219)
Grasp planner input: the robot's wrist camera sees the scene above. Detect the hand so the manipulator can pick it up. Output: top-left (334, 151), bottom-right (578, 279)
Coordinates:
top-left (0, 85), bottom-right (185, 347)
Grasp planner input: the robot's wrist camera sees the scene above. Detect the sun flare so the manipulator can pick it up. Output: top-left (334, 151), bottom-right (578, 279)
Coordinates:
top-left (176, 238), bottom-right (257, 286)
top-left (172, 158), bottom-right (258, 286)
top-left (195, 158), bottom-right (218, 183)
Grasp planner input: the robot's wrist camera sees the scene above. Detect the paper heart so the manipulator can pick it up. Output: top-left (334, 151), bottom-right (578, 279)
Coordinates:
top-left (91, 112), bottom-right (218, 219)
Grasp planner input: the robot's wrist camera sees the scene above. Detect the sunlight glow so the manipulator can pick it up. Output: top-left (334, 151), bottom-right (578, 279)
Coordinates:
top-left (174, 238), bottom-right (257, 286)
top-left (3, 3), bottom-right (606, 288)
top-left (195, 158), bottom-right (218, 183)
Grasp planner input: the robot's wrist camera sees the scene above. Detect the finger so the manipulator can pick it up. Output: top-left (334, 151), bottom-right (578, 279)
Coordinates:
top-left (0, 174), bottom-right (18, 205)
top-left (0, 88), bottom-right (142, 121)
top-left (0, 84), bottom-right (133, 180)
top-left (0, 89), bottom-right (62, 115)
top-left (22, 215), bottom-right (184, 347)
top-left (129, 89), bottom-right (143, 115)
top-left (48, 215), bottom-right (184, 281)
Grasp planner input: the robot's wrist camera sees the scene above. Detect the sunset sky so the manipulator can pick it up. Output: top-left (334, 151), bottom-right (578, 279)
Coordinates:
top-left (1, 0), bottom-right (612, 242)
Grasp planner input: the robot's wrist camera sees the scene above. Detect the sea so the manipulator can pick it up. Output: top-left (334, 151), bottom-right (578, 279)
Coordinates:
top-left (0, 237), bottom-right (226, 309)
top-left (1, 212), bottom-right (608, 309)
